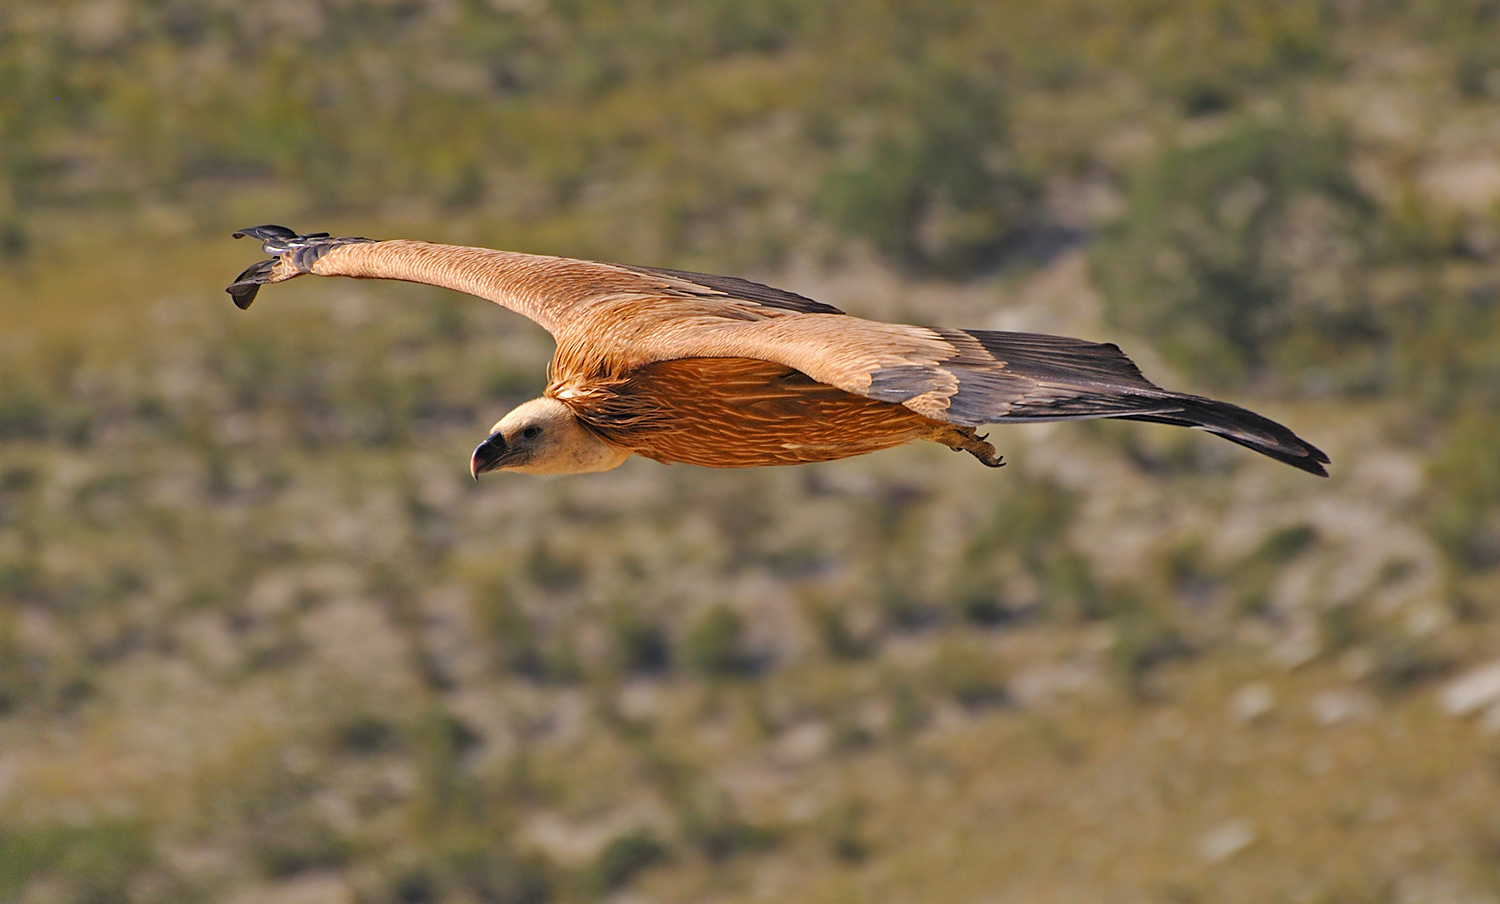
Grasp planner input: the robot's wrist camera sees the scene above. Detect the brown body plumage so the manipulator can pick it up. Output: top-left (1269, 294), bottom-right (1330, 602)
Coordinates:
top-left (226, 226), bottom-right (1329, 477)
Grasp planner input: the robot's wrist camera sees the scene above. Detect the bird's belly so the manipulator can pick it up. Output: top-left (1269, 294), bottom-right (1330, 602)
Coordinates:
top-left (571, 357), bottom-right (940, 468)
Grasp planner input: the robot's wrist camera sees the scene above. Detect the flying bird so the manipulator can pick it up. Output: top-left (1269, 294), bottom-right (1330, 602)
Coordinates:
top-left (225, 226), bottom-right (1329, 479)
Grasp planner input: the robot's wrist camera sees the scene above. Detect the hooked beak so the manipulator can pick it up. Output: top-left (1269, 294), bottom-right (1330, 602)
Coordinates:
top-left (470, 434), bottom-right (511, 480)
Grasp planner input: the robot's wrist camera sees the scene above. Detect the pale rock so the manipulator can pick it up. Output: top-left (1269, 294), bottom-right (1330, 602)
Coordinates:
top-left (1272, 626), bottom-right (1320, 670)
top-left (1231, 682), bottom-right (1275, 723)
top-left (1482, 703), bottom-right (1500, 736)
top-left (1310, 688), bottom-right (1376, 726)
top-left (1439, 660), bottom-right (1500, 717)
top-left (226, 873), bottom-right (353, 904)
top-left (776, 720), bottom-right (832, 764)
top-left (1010, 661), bottom-right (1097, 708)
top-left (1198, 819), bottom-right (1257, 863)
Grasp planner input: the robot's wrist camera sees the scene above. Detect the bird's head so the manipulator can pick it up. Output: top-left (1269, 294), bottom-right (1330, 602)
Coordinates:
top-left (470, 397), bottom-right (629, 478)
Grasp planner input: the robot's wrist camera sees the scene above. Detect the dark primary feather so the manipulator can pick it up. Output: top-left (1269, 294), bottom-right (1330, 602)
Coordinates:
top-left (936, 329), bottom-right (1170, 424)
top-left (1120, 398), bottom-right (1331, 476)
top-left (225, 259), bottom-right (277, 309)
top-left (619, 264), bottom-right (846, 315)
top-left (914, 329), bottom-right (1330, 476)
top-left (225, 226), bottom-right (375, 309)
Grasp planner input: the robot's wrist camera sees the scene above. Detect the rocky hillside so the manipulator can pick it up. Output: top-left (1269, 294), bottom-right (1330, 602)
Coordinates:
top-left (3, 2), bottom-right (1500, 902)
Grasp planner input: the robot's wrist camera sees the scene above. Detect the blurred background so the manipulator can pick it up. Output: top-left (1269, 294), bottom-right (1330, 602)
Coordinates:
top-left (3, 1), bottom-right (1500, 901)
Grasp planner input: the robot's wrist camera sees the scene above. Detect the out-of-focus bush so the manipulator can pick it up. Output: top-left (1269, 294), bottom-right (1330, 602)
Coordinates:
top-left (1094, 120), bottom-right (1378, 392)
top-left (817, 63), bottom-right (1038, 274)
top-left (1430, 412), bottom-right (1500, 572)
top-left (681, 604), bottom-right (750, 676)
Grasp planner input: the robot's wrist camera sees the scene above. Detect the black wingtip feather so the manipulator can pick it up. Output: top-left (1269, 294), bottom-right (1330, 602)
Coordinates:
top-left (1124, 397), bottom-right (1330, 477)
top-left (225, 258), bottom-right (277, 310)
top-left (225, 226), bottom-right (376, 310)
top-left (938, 329), bottom-right (1329, 476)
top-left (232, 224), bottom-right (299, 246)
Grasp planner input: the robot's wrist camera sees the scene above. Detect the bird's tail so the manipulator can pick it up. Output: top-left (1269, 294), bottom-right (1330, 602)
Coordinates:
top-left (1120, 395), bottom-right (1330, 476)
top-left (225, 225), bottom-right (374, 309)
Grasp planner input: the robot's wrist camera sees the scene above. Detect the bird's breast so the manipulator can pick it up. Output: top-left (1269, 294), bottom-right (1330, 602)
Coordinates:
top-left (562, 357), bottom-right (942, 468)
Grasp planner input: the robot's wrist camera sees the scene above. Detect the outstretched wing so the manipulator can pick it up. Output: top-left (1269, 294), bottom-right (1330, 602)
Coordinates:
top-left (629, 315), bottom-right (1330, 476)
top-left (225, 226), bottom-right (842, 338)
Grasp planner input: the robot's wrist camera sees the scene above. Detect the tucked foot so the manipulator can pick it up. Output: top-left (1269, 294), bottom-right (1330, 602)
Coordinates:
top-left (931, 426), bottom-right (1005, 468)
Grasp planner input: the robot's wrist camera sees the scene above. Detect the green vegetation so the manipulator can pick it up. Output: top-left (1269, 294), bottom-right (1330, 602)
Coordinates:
top-left (3, 0), bottom-right (1500, 901)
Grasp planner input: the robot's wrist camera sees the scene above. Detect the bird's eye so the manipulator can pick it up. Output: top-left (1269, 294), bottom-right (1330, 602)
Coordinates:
top-left (521, 426), bottom-right (542, 440)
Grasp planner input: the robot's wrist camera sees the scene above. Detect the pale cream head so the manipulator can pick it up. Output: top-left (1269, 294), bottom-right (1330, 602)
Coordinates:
top-left (470, 397), bottom-right (629, 477)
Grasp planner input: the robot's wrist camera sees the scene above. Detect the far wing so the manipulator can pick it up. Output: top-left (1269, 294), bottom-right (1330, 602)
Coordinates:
top-left (616, 264), bottom-right (845, 315)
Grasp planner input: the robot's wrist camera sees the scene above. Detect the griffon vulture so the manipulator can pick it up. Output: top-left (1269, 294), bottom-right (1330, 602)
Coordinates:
top-left (225, 226), bottom-right (1329, 478)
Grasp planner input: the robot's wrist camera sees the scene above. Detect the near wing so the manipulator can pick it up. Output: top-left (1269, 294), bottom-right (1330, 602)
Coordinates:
top-left (225, 226), bottom-right (843, 338)
top-left (627, 312), bottom-right (1331, 476)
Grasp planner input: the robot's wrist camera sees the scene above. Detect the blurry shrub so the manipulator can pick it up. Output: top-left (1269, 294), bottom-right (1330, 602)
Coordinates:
top-left (883, 676), bottom-right (930, 739)
top-left (589, 829), bottom-right (669, 892)
top-left (967, 478), bottom-right (1078, 570)
top-left (387, 866), bottom-right (440, 904)
top-left (435, 712), bottom-right (485, 763)
top-left (1230, 523), bottom-right (1319, 614)
top-left (681, 605), bottom-right (751, 676)
top-left (231, 757), bottom-right (357, 880)
top-left (876, 583), bottom-right (941, 632)
top-left (524, 539), bottom-right (585, 592)
top-left (607, 604), bottom-right (672, 674)
top-left (1042, 550), bottom-right (1108, 621)
top-left (819, 798), bottom-right (869, 863)
top-left (1456, 46), bottom-right (1500, 99)
top-left (1108, 610), bottom-right (1192, 697)
top-left (957, 477), bottom-right (1099, 622)
top-left (1317, 603), bottom-right (1365, 655)
top-left (333, 713), bottom-right (400, 756)
top-left (951, 589), bottom-right (1010, 627)
top-left (929, 639), bottom-right (1008, 709)
top-left (674, 781), bottom-right (776, 862)
top-left (537, 633), bottom-right (585, 685)
top-left (253, 815), bottom-right (352, 879)
top-left (818, 65), bottom-right (1038, 274)
top-left (0, 818), bottom-right (155, 904)
top-left (1430, 412), bottom-right (1500, 572)
top-left (0, 381), bottom-right (48, 442)
top-left (0, 609), bottom-right (28, 715)
top-left (802, 595), bottom-right (873, 659)
top-left (830, 707), bottom-right (876, 751)
top-left (1133, 1), bottom-right (1331, 115)
top-left (474, 586), bottom-right (546, 678)
top-left (448, 846), bottom-right (554, 904)
top-left (1364, 633), bottom-right (1450, 698)
top-left (1094, 119), bottom-right (1378, 392)
top-left (0, 219), bottom-right (24, 260)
